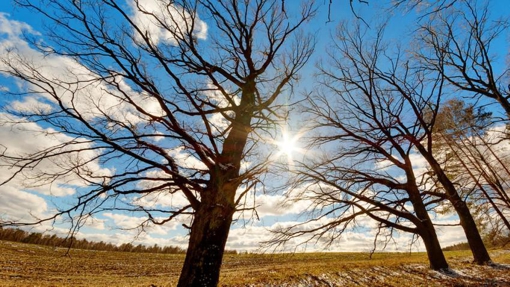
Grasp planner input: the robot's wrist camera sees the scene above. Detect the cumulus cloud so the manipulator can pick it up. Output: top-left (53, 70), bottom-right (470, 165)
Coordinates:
top-left (0, 113), bottom-right (112, 196)
top-left (3, 53), bottom-right (165, 125)
top-left (167, 146), bottom-right (208, 170)
top-left (133, 188), bottom-right (191, 209)
top-left (0, 13), bottom-right (166, 128)
top-left (129, 0), bottom-right (207, 45)
top-left (226, 218), bottom-right (421, 253)
top-left (0, 187), bottom-right (47, 222)
top-left (201, 82), bottom-right (240, 133)
top-left (0, 12), bottom-right (39, 39)
top-left (102, 212), bottom-right (181, 235)
top-left (237, 193), bottom-right (312, 219)
top-left (132, 184), bottom-right (304, 221)
top-left (437, 226), bottom-right (467, 247)
top-left (226, 225), bottom-right (273, 252)
top-left (373, 154), bottom-right (401, 171)
top-left (82, 217), bottom-right (106, 231)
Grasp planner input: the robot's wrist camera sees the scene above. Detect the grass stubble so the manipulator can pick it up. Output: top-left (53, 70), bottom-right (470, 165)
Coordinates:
top-left (0, 240), bottom-right (509, 286)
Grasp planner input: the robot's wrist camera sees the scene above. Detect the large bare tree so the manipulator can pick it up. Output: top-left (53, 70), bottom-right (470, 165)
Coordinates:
top-left (272, 10), bottom-right (496, 267)
top-left (0, 0), bottom-right (315, 285)
top-left (270, 22), bottom-right (450, 270)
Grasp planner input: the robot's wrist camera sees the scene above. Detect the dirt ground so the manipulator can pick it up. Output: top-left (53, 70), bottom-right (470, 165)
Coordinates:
top-left (1, 240), bottom-right (509, 286)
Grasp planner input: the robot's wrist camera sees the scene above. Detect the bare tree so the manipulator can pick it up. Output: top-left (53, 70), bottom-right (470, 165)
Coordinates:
top-left (269, 22), bottom-right (450, 271)
top-left (282, 0), bottom-right (459, 23)
top-left (417, 0), bottom-right (510, 121)
top-left (415, 1), bottom-right (510, 233)
top-left (390, 0), bottom-right (459, 16)
top-left (0, 0), bottom-right (315, 285)
top-left (272, 8), bottom-right (497, 266)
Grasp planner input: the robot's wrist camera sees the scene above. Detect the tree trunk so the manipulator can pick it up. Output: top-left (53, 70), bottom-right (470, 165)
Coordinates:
top-left (419, 224), bottom-right (449, 270)
top-left (177, 80), bottom-right (255, 286)
top-left (417, 145), bottom-right (492, 265)
top-left (452, 196), bottom-right (492, 264)
top-left (407, 180), bottom-right (449, 270)
top-left (177, 195), bottom-right (235, 287)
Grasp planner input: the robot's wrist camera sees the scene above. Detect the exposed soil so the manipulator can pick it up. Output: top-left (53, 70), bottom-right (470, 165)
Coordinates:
top-left (1, 240), bottom-right (509, 286)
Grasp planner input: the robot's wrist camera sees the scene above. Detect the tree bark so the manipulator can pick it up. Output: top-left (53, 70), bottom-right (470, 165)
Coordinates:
top-left (452, 196), bottom-right (492, 264)
top-left (407, 175), bottom-right (449, 270)
top-left (177, 80), bottom-right (255, 286)
top-left (177, 191), bottom-right (236, 287)
top-left (417, 145), bottom-right (492, 265)
top-left (419, 223), bottom-right (449, 270)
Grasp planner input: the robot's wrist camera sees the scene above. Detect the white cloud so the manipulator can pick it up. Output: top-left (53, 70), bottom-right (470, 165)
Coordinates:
top-left (8, 96), bottom-right (53, 114)
top-left (0, 187), bottom-right (47, 222)
top-left (409, 151), bottom-right (430, 175)
top-left (226, 225), bottom-right (272, 251)
top-left (198, 81), bottom-right (240, 135)
top-left (0, 113), bottom-right (112, 196)
top-left (129, 0), bottom-right (207, 45)
top-left (226, 218), bottom-right (421, 253)
top-left (374, 155), bottom-right (401, 171)
top-left (133, 188), bottom-right (191, 209)
top-left (0, 12), bottom-right (40, 39)
top-left (102, 212), bottom-right (180, 235)
top-left (82, 217), bottom-right (106, 231)
top-left (435, 224), bottom-right (467, 248)
top-left (0, 13), bottom-right (166, 129)
top-left (237, 193), bottom-right (312, 219)
top-left (167, 146), bottom-right (208, 170)
top-left (152, 131), bottom-right (165, 142)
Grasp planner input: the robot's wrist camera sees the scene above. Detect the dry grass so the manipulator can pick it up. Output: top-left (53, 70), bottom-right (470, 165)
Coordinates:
top-left (0, 240), bottom-right (509, 286)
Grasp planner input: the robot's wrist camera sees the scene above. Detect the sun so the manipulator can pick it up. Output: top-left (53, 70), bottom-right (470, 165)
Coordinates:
top-left (277, 132), bottom-right (299, 158)
top-left (267, 125), bottom-right (308, 169)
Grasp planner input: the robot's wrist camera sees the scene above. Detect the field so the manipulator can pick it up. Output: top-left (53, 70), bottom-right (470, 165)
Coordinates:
top-left (1, 240), bottom-right (510, 286)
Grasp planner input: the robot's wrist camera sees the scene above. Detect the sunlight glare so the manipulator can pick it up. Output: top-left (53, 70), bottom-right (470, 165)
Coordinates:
top-left (277, 132), bottom-right (298, 158)
top-left (267, 125), bottom-right (310, 170)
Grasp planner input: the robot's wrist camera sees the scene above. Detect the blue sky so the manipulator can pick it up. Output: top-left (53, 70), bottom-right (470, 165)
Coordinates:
top-left (0, 0), bottom-right (508, 253)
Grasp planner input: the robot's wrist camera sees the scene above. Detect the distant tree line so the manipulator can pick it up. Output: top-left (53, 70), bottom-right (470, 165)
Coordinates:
top-left (443, 230), bottom-right (510, 252)
top-left (0, 227), bottom-right (235, 255)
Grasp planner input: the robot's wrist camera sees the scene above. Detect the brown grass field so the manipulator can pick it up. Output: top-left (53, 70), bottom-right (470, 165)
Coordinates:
top-left (0, 240), bottom-right (509, 286)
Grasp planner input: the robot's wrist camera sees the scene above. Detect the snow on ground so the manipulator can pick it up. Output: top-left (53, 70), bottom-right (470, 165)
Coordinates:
top-left (245, 262), bottom-right (510, 286)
